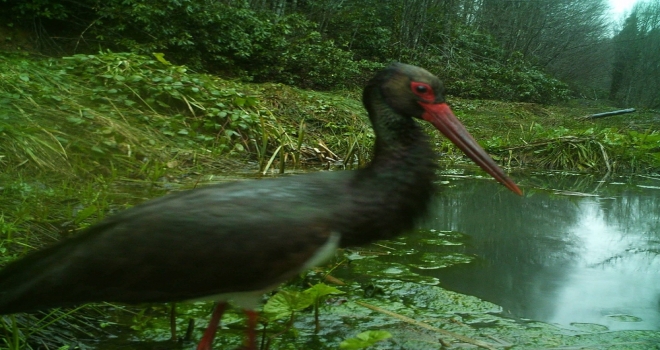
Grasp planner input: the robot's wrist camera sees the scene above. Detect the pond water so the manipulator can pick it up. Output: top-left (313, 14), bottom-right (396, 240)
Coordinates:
top-left (418, 170), bottom-right (660, 331)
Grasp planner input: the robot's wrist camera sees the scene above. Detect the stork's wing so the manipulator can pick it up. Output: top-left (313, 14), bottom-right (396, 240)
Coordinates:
top-left (0, 172), bottom-right (350, 314)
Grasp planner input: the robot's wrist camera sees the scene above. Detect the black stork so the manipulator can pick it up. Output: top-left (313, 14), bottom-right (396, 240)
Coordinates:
top-left (0, 63), bottom-right (521, 349)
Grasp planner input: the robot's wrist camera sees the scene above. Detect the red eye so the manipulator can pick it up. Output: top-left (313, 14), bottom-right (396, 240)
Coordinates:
top-left (411, 82), bottom-right (434, 101)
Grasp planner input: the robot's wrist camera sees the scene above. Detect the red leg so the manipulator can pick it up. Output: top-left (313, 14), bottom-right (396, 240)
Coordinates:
top-left (244, 310), bottom-right (259, 350)
top-left (196, 302), bottom-right (228, 350)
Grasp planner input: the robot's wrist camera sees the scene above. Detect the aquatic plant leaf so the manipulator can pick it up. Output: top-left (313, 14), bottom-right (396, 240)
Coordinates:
top-left (339, 330), bottom-right (392, 349)
top-left (263, 290), bottom-right (313, 320)
top-left (302, 283), bottom-right (344, 300)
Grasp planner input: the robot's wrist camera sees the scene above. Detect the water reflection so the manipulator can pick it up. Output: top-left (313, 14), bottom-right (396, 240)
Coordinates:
top-left (420, 172), bottom-right (660, 331)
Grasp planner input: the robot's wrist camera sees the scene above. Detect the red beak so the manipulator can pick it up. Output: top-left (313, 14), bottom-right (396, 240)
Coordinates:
top-left (420, 103), bottom-right (522, 195)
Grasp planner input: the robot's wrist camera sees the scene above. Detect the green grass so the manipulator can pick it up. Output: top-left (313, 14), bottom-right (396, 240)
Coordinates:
top-left (448, 98), bottom-right (660, 173)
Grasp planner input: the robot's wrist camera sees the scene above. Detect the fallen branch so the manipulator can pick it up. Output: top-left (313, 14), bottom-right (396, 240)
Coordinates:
top-left (582, 108), bottom-right (635, 119)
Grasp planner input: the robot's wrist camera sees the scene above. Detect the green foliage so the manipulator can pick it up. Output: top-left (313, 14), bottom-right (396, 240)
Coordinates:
top-left (4, 0), bottom-right (571, 101)
top-left (263, 289), bottom-right (313, 321)
top-left (261, 282), bottom-right (344, 342)
top-left (263, 283), bottom-right (343, 321)
top-left (312, 4), bottom-right (393, 62)
top-left (486, 123), bottom-right (660, 173)
top-left (601, 129), bottom-right (660, 172)
top-left (60, 52), bottom-right (260, 152)
top-left (254, 86), bottom-right (374, 171)
top-left (429, 33), bottom-right (570, 104)
top-left (0, 0), bottom-right (68, 20)
top-left (457, 60), bottom-right (570, 104)
top-left (303, 282), bottom-right (344, 301)
top-left (0, 50), bottom-right (263, 179)
top-left (339, 330), bottom-right (392, 349)
top-left (610, 2), bottom-right (660, 108)
top-left (316, 3), bottom-right (569, 103)
top-left (0, 51), bottom-right (376, 185)
top-left (91, 2), bottom-right (365, 90)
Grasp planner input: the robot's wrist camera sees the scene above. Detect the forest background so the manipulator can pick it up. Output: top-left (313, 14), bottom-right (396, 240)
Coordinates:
top-left (1, 0), bottom-right (659, 108)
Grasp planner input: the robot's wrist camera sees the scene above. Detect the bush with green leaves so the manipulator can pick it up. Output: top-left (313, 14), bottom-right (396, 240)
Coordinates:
top-left (316, 5), bottom-right (570, 103)
top-left (2, 0), bottom-right (365, 90)
top-left (0, 50), bottom-right (266, 180)
top-left (60, 52), bottom-right (261, 151)
top-left (3, 0), bottom-right (569, 101)
top-left (424, 31), bottom-right (570, 104)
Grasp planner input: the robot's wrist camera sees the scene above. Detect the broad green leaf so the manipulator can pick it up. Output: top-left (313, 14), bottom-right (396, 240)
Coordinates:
top-left (340, 331), bottom-right (392, 349)
top-left (302, 283), bottom-right (344, 301)
top-left (263, 290), bottom-right (313, 320)
top-left (234, 97), bottom-right (246, 107)
top-left (153, 52), bottom-right (171, 65)
top-left (245, 96), bottom-right (258, 107)
top-left (66, 117), bottom-right (84, 125)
